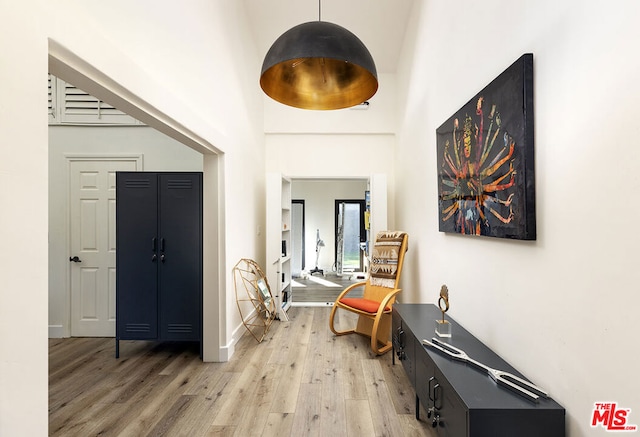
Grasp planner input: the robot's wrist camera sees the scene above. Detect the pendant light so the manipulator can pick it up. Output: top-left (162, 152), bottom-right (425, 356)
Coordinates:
top-left (260, 1), bottom-right (378, 110)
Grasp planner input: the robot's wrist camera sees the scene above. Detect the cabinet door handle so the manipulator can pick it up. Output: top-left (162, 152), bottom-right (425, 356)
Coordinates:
top-left (151, 254), bottom-right (157, 262)
top-left (434, 383), bottom-right (443, 410)
top-left (160, 254), bottom-right (165, 262)
top-left (393, 327), bottom-right (405, 360)
top-left (160, 238), bottom-right (165, 251)
top-left (428, 377), bottom-right (437, 402)
top-left (152, 237), bottom-right (157, 251)
top-left (397, 327), bottom-right (405, 347)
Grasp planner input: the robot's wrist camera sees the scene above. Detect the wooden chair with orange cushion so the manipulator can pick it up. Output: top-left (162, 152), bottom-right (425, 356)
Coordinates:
top-left (329, 231), bottom-right (408, 355)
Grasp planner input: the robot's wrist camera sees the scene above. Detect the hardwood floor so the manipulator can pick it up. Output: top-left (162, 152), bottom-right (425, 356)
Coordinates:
top-left (291, 274), bottom-right (364, 304)
top-left (49, 307), bottom-right (434, 436)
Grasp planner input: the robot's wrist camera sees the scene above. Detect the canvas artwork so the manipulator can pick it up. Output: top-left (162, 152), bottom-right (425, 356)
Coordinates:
top-left (436, 54), bottom-right (536, 240)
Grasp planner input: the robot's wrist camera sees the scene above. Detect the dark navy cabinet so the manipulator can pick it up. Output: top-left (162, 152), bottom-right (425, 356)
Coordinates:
top-left (115, 172), bottom-right (202, 357)
top-left (392, 304), bottom-right (565, 437)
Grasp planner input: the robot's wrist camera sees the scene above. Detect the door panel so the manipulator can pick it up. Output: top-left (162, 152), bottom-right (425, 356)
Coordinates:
top-left (158, 173), bottom-right (202, 340)
top-left (108, 192), bottom-right (117, 322)
top-left (79, 267), bottom-right (98, 320)
top-left (115, 172), bottom-right (159, 339)
top-left (70, 159), bottom-right (137, 336)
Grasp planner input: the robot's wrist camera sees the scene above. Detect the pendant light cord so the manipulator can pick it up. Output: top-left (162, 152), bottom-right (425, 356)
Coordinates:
top-left (318, 0), bottom-right (321, 21)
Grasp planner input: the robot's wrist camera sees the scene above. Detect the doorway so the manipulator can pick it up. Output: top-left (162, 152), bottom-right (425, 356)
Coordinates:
top-left (68, 156), bottom-right (141, 336)
top-left (289, 178), bottom-right (374, 306)
top-left (335, 199), bottom-right (366, 273)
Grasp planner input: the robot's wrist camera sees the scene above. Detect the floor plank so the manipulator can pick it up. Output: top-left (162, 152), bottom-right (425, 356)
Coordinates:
top-left (290, 383), bottom-right (322, 437)
top-left (345, 399), bottom-right (376, 437)
top-left (361, 358), bottom-right (405, 437)
top-left (291, 274), bottom-right (362, 303)
top-left (49, 307), bottom-right (434, 437)
top-left (320, 364), bottom-right (347, 434)
top-left (262, 412), bottom-right (294, 437)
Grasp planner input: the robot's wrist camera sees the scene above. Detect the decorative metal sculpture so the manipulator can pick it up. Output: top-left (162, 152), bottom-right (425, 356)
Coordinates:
top-left (435, 284), bottom-right (451, 337)
top-left (233, 259), bottom-right (276, 343)
top-left (423, 337), bottom-right (548, 402)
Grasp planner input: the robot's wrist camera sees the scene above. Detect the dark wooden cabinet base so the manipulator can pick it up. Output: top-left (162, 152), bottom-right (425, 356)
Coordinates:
top-left (392, 304), bottom-right (565, 437)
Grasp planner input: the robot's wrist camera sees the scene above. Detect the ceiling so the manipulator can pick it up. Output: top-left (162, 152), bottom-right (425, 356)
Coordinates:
top-left (243, 0), bottom-right (416, 74)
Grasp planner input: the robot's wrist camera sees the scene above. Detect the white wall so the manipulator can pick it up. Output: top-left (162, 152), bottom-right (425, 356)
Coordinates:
top-left (395, 1), bottom-right (640, 436)
top-left (0, 2), bottom-right (48, 435)
top-left (265, 133), bottom-right (397, 253)
top-left (1, 1), bottom-right (265, 434)
top-left (48, 126), bottom-right (203, 337)
top-left (292, 179), bottom-right (367, 273)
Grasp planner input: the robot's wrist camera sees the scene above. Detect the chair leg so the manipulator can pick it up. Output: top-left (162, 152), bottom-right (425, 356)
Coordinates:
top-left (372, 338), bottom-right (393, 355)
top-left (329, 305), bottom-right (355, 336)
top-left (330, 306), bottom-right (392, 355)
top-left (370, 313), bottom-right (393, 355)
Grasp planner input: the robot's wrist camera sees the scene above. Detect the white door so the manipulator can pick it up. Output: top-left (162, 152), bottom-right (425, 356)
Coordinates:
top-left (69, 158), bottom-right (139, 336)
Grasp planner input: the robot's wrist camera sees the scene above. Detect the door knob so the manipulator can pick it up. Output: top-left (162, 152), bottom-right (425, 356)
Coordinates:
top-left (69, 256), bottom-right (82, 263)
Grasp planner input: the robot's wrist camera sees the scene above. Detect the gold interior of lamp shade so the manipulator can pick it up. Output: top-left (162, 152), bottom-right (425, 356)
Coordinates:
top-left (260, 21), bottom-right (378, 110)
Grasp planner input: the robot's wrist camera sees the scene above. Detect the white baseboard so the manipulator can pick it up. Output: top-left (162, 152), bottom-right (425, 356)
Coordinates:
top-left (49, 324), bottom-right (250, 362)
top-left (220, 315), bottom-right (278, 361)
top-left (291, 301), bottom-right (334, 307)
top-left (48, 325), bottom-right (67, 338)
top-left (216, 344), bottom-right (231, 362)
top-left (218, 322), bottom-right (246, 361)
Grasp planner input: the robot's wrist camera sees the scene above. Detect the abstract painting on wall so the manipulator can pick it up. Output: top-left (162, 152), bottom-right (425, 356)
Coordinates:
top-left (436, 54), bottom-right (535, 240)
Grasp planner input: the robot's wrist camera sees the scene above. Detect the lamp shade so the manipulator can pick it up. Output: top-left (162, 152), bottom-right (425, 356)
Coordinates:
top-left (260, 21), bottom-right (378, 110)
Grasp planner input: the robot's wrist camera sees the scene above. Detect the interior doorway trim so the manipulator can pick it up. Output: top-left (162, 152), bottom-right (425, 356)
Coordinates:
top-left (48, 39), bottom-right (225, 362)
top-left (292, 199), bottom-right (305, 276)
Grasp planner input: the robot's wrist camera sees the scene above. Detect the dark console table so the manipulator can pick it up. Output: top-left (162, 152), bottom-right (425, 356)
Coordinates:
top-left (392, 304), bottom-right (565, 437)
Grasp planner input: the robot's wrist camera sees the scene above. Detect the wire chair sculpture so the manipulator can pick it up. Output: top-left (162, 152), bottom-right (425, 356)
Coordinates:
top-left (232, 258), bottom-right (277, 343)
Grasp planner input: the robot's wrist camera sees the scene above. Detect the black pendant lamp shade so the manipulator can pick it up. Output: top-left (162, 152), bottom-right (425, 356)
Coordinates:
top-left (260, 21), bottom-right (378, 110)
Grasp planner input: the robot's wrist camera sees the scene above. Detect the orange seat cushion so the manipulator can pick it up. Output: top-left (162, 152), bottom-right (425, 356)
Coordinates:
top-left (339, 297), bottom-right (391, 314)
